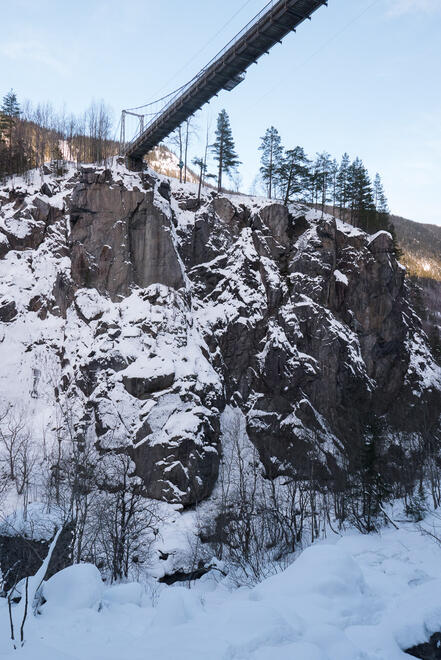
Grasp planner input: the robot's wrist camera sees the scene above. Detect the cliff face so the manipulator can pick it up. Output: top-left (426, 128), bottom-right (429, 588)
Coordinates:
top-left (1, 160), bottom-right (440, 506)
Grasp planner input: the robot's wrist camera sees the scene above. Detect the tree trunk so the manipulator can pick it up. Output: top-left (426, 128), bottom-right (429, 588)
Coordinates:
top-left (197, 164), bottom-right (202, 202)
top-left (284, 160), bottom-right (294, 206)
top-left (184, 121), bottom-right (190, 184)
top-left (218, 139), bottom-right (223, 192)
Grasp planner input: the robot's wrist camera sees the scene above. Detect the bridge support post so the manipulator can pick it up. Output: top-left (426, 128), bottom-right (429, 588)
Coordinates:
top-left (120, 111), bottom-right (126, 155)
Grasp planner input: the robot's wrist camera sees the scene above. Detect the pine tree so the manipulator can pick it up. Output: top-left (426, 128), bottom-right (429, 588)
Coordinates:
top-left (361, 417), bottom-right (392, 532)
top-left (330, 158), bottom-right (338, 215)
top-left (372, 173), bottom-right (390, 230)
top-left (0, 90), bottom-right (21, 177)
top-left (371, 173), bottom-right (402, 256)
top-left (372, 173), bottom-right (390, 229)
top-left (373, 173), bottom-right (388, 213)
top-left (348, 157), bottom-right (375, 230)
top-left (349, 416), bottom-right (392, 533)
top-left (211, 110), bottom-right (240, 192)
top-left (389, 222), bottom-right (403, 260)
top-left (305, 159), bottom-right (319, 206)
top-left (0, 89), bottom-right (20, 146)
top-left (259, 126), bottom-right (283, 199)
top-left (405, 482), bottom-right (427, 522)
top-left (315, 151), bottom-right (333, 213)
top-left (336, 153), bottom-right (351, 217)
top-left (278, 145), bottom-right (310, 205)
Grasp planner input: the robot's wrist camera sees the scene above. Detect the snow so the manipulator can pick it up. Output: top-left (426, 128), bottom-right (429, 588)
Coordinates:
top-left (102, 582), bottom-right (144, 607)
top-left (2, 519), bottom-right (441, 658)
top-left (74, 289), bottom-right (110, 322)
top-left (406, 334), bottom-right (441, 393)
top-left (0, 503), bottom-right (61, 542)
top-left (334, 269), bottom-right (349, 286)
top-left (367, 230), bottom-right (393, 245)
top-left (336, 218), bottom-right (365, 238)
top-left (42, 564), bottom-right (104, 611)
top-left (120, 355), bottom-right (175, 381)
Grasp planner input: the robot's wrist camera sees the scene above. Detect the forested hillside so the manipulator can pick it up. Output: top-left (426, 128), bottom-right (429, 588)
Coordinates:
top-left (392, 213), bottom-right (441, 281)
top-left (0, 91), bottom-right (117, 176)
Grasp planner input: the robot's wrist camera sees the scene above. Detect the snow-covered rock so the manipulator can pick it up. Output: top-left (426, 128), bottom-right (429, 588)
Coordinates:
top-left (42, 564), bottom-right (103, 610)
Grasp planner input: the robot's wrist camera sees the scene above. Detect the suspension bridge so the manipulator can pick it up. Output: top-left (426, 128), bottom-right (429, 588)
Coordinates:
top-left (121, 0), bottom-right (328, 169)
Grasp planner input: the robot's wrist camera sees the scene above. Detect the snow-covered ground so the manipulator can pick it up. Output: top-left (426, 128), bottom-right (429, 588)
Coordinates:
top-left (2, 517), bottom-right (441, 659)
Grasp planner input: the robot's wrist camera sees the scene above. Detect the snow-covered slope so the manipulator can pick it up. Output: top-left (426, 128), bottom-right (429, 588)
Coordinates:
top-left (2, 516), bottom-right (441, 659)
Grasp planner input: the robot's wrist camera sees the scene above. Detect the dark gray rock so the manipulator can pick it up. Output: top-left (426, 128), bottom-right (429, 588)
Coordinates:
top-left (0, 299), bottom-right (17, 323)
top-left (177, 198), bottom-right (441, 481)
top-left (70, 178), bottom-right (184, 299)
top-left (40, 182), bottom-right (54, 198)
top-left (0, 525), bottom-right (73, 593)
top-left (0, 232), bottom-right (10, 258)
top-left (28, 294), bottom-right (48, 319)
top-left (123, 370), bottom-right (175, 399)
top-left (131, 411), bottom-right (221, 506)
top-left (5, 164), bottom-right (439, 508)
top-left (405, 633), bottom-right (441, 659)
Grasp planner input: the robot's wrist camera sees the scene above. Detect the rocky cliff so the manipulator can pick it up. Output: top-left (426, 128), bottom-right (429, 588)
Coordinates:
top-left (1, 160), bottom-right (440, 506)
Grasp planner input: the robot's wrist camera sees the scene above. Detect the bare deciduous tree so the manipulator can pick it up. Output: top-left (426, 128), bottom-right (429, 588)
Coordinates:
top-left (90, 452), bottom-right (160, 582)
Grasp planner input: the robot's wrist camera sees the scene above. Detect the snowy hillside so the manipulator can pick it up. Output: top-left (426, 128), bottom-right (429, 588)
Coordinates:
top-left (146, 145), bottom-right (199, 184)
top-left (2, 515), bottom-right (441, 659)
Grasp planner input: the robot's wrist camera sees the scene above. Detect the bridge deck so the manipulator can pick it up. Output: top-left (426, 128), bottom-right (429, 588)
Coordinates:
top-left (125, 0), bottom-right (327, 165)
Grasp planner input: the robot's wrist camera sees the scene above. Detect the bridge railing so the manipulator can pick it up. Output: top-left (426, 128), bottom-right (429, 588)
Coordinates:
top-left (124, 0), bottom-right (278, 148)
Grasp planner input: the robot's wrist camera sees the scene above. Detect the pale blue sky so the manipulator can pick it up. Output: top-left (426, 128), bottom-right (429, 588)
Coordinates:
top-left (2, 0), bottom-right (441, 224)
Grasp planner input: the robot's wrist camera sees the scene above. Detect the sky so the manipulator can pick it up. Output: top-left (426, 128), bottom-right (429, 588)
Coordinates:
top-left (1, 0), bottom-right (441, 225)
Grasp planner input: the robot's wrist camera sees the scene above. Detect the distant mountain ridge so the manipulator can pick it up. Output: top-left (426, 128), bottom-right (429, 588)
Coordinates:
top-left (392, 213), bottom-right (441, 281)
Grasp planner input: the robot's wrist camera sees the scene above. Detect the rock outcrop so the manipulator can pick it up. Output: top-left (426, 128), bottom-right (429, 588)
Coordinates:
top-left (0, 160), bottom-right (440, 506)
top-left (70, 168), bottom-right (184, 298)
top-left (0, 525), bottom-right (73, 593)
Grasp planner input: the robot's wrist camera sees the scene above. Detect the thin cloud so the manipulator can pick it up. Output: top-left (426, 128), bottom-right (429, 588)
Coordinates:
top-left (0, 40), bottom-right (67, 75)
top-left (387, 0), bottom-right (441, 15)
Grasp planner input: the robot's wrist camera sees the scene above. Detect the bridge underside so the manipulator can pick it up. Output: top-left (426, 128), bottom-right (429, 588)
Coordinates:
top-left (125, 0), bottom-right (327, 167)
